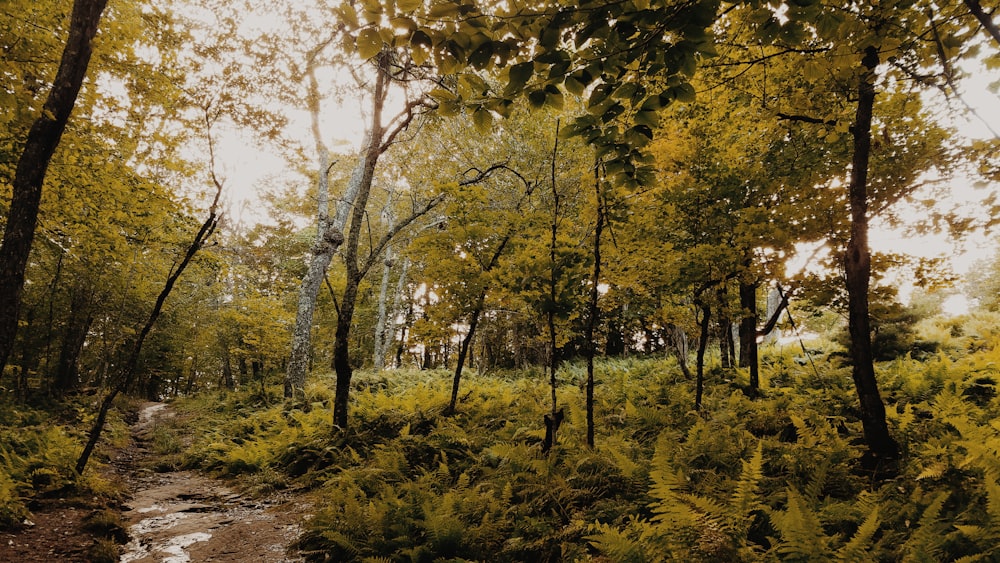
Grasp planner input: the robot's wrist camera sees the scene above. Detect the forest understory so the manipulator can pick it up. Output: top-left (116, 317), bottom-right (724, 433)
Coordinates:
top-left (4, 308), bottom-right (1000, 561)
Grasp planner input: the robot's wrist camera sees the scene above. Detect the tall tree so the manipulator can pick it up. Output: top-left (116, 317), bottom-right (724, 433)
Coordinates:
top-left (844, 46), bottom-right (899, 463)
top-left (0, 0), bottom-right (107, 376)
top-left (284, 40), bottom-right (343, 399)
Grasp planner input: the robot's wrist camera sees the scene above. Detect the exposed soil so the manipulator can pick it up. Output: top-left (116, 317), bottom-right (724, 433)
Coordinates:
top-left (0, 402), bottom-right (310, 562)
top-left (119, 402), bottom-right (307, 562)
top-left (0, 500), bottom-right (99, 562)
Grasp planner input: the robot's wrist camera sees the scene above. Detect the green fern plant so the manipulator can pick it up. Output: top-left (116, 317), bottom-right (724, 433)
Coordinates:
top-left (642, 435), bottom-right (766, 561)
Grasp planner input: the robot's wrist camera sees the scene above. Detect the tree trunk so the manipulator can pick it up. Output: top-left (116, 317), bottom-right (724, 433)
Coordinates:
top-left (332, 269), bottom-right (362, 430)
top-left (0, 0), bottom-right (108, 377)
top-left (717, 286), bottom-right (734, 369)
top-left (54, 284), bottom-right (93, 395)
top-left (739, 280), bottom-right (760, 395)
top-left (331, 53), bottom-right (392, 430)
top-left (584, 175), bottom-right (605, 449)
top-left (964, 0), bottom-right (1000, 48)
top-left (695, 301), bottom-right (710, 411)
top-left (220, 345), bottom-right (235, 390)
top-left (542, 121), bottom-right (562, 454)
top-left (845, 46), bottom-right (900, 465)
top-left (372, 250), bottom-right (395, 370)
top-left (284, 51), bottom-right (345, 399)
top-left (77, 194), bottom-right (220, 474)
top-left (446, 298), bottom-right (484, 415)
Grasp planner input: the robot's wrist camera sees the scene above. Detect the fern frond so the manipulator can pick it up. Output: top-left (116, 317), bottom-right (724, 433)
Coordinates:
top-left (835, 505), bottom-right (879, 562)
top-left (586, 520), bottom-right (654, 563)
top-left (770, 487), bottom-right (831, 560)
top-left (803, 458), bottom-right (830, 504)
top-left (900, 491), bottom-right (949, 562)
top-left (730, 442), bottom-right (764, 523)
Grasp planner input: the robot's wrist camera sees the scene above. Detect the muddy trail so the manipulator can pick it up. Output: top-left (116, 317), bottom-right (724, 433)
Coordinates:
top-left (117, 402), bottom-right (308, 562)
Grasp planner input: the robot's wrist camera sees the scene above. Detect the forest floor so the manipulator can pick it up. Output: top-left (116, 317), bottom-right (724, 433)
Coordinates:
top-left (0, 402), bottom-right (310, 562)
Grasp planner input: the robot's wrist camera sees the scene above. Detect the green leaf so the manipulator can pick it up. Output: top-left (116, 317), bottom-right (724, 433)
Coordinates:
top-left (625, 125), bottom-right (653, 148)
top-left (428, 88), bottom-right (457, 102)
top-left (429, 0), bottom-right (460, 18)
top-left (588, 84), bottom-right (613, 110)
top-left (397, 0), bottom-right (422, 13)
top-left (505, 62), bottom-right (534, 96)
top-left (672, 82), bottom-right (696, 103)
top-left (472, 107), bottom-right (493, 133)
top-left (527, 88), bottom-right (547, 108)
top-left (544, 85), bottom-right (564, 110)
top-left (564, 75), bottom-right (585, 96)
top-left (356, 28), bottom-right (383, 60)
top-left (337, 1), bottom-right (359, 28)
top-left (635, 110), bottom-right (659, 128)
top-left (390, 17), bottom-right (417, 36)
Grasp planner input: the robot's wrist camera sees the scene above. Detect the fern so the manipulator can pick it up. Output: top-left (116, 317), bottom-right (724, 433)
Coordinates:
top-left (586, 519), bottom-right (654, 563)
top-left (730, 442), bottom-right (764, 525)
top-left (646, 434), bottom-right (766, 559)
top-left (899, 491), bottom-right (949, 562)
top-left (835, 505), bottom-right (880, 562)
top-left (769, 488), bottom-right (831, 561)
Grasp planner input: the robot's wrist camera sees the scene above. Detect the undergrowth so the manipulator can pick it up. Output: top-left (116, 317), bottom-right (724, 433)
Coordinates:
top-left (0, 394), bottom-right (131, 529)
top-left (163, 313), bottom-right (1000, 561)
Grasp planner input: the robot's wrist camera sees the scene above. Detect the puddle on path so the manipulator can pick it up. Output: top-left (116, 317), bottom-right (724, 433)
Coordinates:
top-left (119, 403), bottom-right (305, 563)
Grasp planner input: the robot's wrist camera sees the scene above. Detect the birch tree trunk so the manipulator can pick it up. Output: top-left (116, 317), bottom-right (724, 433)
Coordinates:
top-left (373, 204), bottom-right (397, 370)
top-left (284, 48), bottom-right (374, 398)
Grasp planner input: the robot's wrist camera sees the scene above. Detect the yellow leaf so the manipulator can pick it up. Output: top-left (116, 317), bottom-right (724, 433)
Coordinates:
top-left (472, 107), bottom-right (493, 133)
top-left (397, 0), bottom-right (422, 12)
top-left (356, 28), bottom-right (383, 60)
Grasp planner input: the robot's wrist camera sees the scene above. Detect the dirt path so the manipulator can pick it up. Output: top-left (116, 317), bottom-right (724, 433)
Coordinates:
top-left (119, 402), bottom-right (308, 562)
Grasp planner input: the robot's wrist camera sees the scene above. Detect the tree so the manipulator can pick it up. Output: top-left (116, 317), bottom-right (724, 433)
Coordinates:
top-left (76, 175), bottom-right (222, 473)
top-left (0, 0), bottom-right (108, 377)
top-left (284, 39), bottom-right (346, 400)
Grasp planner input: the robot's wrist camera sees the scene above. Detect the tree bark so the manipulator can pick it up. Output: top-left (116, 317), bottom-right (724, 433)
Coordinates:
top-left (738, 280), bottom-right (760, 395)
top-left (284, 47), bottom-right (344, 399)
top-left (695, 301), bottom-right (711, 411)
top-left (542, 120), bottom-right (562, 453)
top-left (54, 283), bottom-right (94, 395)
top-left (372, 246), bottom-right (395, 370)
top-left (331, 53), bottom-right (392, 430)
top-left (845, 46), bottom-right (900, 464)
top-left (964, 0), bottom-right (1000, 48)
top-left (0, 0), bottom-right (108, 377)
top-left (446, 301), bottom-right (484, 415)
top-left (717, 286), bottom-right (734, 369)
top-left (584, 174), bottom-right (605, 449)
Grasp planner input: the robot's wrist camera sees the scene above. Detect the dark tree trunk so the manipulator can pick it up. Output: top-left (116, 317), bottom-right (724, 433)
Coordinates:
top-left (717, 287), bottom-right (734, 369)
top-left (54, 284), bottom-right (93, 395)
top-left (0, 0), bottom-right (108, 377)
top-left (542, 120), bottom-right (562, 453)
top-left (220, 345), bottom-right (235, 390)
top-left (332, 274), bottom-right (359, 430)
top-left (76, 188), bottom-right (220, 474)
top-left (695, 301), bottom-right (711, 411)
top-left (584, 171), bottom-right (605, 449)
top-left (446, 302), bottom-right (483, 415)
top-left (739, 280), bottom-right (760, 395)
top-left (964, 0), bottom-right (1000, 47)
top-left (845, 47), bottom-right (900, 465)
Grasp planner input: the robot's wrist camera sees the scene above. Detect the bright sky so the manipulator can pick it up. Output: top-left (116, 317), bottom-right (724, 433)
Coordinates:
top-left (870, 61), bottom-right (1000, 314)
